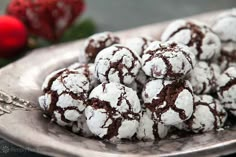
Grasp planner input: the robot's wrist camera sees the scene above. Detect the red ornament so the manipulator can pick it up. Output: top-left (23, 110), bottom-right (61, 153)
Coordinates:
top-left (7, 0), bottom-right (85, 41)
top-left (0, 15), bottom-right (27, 58)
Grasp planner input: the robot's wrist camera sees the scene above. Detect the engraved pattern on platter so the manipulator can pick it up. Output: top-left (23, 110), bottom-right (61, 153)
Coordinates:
top-left (0, 90), bottom-right (35, 116)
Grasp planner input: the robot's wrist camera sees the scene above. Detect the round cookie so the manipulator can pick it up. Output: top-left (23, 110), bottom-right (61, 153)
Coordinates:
top-left (212, 9), bottom-right (236, 70)
top-left (85, 82), bottom-right (141, 140)
top-left (188, 61), bottom-right (220, 94)
top-left (124, 36), bottom-right (154, 57)
top-left (142, 79), bottom-right (194, 125)
top-left (68, 63), bottom-right (98, 90)
top-left (84, 32), bottom-right (120, 62)
top-left (161, 20), bottom-right (221, 60)
top-left (217, 67), bottom-right (236, 116)
top-left (176, 95), bottom-right (227, 133)
top-left (142, 41), bottom-right (195, 79)
top-left (38, 68), bottom-right (90, 126)
top-left (136, 111), bottom-right (169, 141)
top-left (94, 44), bottom-right (141, 85)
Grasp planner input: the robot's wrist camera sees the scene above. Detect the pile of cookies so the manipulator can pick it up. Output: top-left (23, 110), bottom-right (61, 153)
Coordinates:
top-left (38, 9), bottom-right (236, 141)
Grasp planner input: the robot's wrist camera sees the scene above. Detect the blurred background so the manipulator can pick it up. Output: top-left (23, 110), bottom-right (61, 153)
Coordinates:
top-left (1, 0), bottom-right (236, 31)
top-left (0, 0), bottom-right (235, 156)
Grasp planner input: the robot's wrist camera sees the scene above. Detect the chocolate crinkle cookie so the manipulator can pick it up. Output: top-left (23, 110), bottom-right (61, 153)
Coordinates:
top-left (123, 36), bottom-right (154, 57)
top-left (188, 61), bottom-right (221, 94)
top-left (136, 111), bottom-right (169, 141)
top-left (84, 32), bottom-right (120, 62)
top-left (161, 20), bottom-right (221, 61)
top-left (176, 95), bottom-right (227, 133)
top-left (212, 9), bottom-right (236, 70)
top-left (94, 44), bottom-right (141, 85)
top-left (217, 67), bottom-right (236, 116)
top-left (38, 68), bottom-right (90, 127)
top-left (141, 41), bottom-right (195, 79)
top-left (142, 79), bottom-right (194, 125)
top-left (85, 82), bottom-right (141, 141)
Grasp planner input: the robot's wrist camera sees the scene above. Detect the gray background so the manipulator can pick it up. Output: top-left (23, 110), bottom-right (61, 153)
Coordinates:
top-left (0, 0), bottom-right (235, 156)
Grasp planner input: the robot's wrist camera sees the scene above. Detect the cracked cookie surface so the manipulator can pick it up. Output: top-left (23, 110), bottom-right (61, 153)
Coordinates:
top-left (142, 79), bottom-right (194, 125)
top-left (217, 67), bottom-right (236, 116)
top-left (161, 20), bottom-right (221, 61)
top-left (188, 61), bottom-right (220, 94)
top-left (142, 41), bottom-right (195, 79)
top-left (68, 63), bottom-right (98, 90)
top-left (84, 32), bottom-right (120, 62)
top-left (124, 36), bottom-right (154, 57)
top-left (212, 9), bottom-right (236, 70)
top-left (94, 44), bottom-right (141, 84)
top-left (85, 82), bottom-right (141, 141)
top-left (38, 68), bottom-right (90, 126)
top-left (176, 95), bottom-right (227, 133)
top-left (136, 111), bottom-right (169, 141)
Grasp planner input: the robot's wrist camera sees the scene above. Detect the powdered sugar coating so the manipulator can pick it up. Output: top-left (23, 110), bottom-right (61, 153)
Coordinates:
top-left (42, 68), bottom-right (89, 95)
top-left (142, 79), bottom-right (194, 125)
top-left (176, 95), bottom-right (227, 133)
top-left (142, 41), bottom-right (195, 79)
top-left (68, 63), bottom-right (98, 90)
top-left (212, 9), bottom-right (236, 43)
top-left (72, 114), bottom-right (93, 137)
top-left (188, 61), bottom-right (220, 94)
top-left (217, 67), bottom-right (236, 116)
top-left (212, 9), bottom-right (236, 69)
top-left (136, 111), bottom-right (169, 141)
top-left (85, 82), bottom-right (141, 140)
top-left (94, 44), bottom-right (141, 85)
top-left (39, 68), bottom-right (89, 126)
top-left (161, 20), bottom-right (221, 60)
top-left (123, 36), bottom-right (154, 56)
top-left (84, 32), bottom-right (120, 62)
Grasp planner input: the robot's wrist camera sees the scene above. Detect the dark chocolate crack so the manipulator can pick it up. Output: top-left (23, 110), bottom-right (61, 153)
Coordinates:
top-left (43, 90), bottom-right (87, 125)
top-left (152, 122), bottom-right (161, 140)
top-left (44, 69), bottom-right (88, 94)
top-left (96, 45), bottom-right (141, 84)
top-left (89, 98), bottom-right (121, 139)
top-left (185, 97), bottom-right (227, 133)
top-left (221, 39), bottom-right (236, 43)
top-left (220, 49), bottom-right (236, 64)
top-left (198, 82), bottom-right (207, 94)
top-left (53, 68), bottom-right (89, 93)
top-left (166, 22), bottom-right (206, 59)
top-left (72, 64), bottom-right (91, 81)
top-left (208, 64), bottom-right (218, 93)
top-left (140, 37), bottom-right (153, 57)
top-left (134, 71), bottom-right (149, 100)
top-left (143, 43), bottom-right (193, 79)
top-left (85, 33), bottom-right (120, 62)
top-left (219, 71), bottom-right (236, 96)
top-left (43, 69), bottom-right (65, 93)
top-left (192, 63), bottom-right (212, 94)
top-left (88, 84), bottom-right (140, 139)
top-left (41, 69), bottom-right (89, 124)
top-left (144, 80), bottom-right (193, 123)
